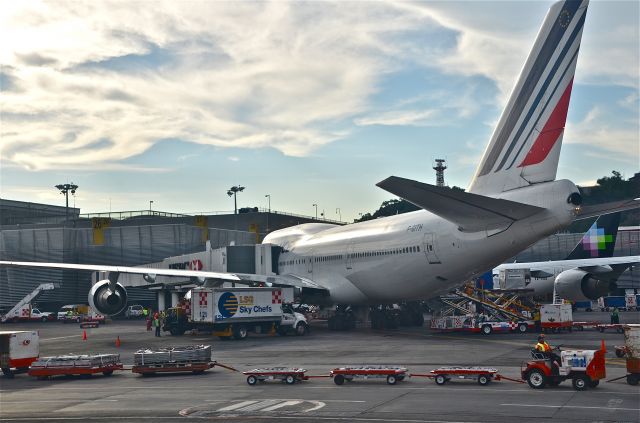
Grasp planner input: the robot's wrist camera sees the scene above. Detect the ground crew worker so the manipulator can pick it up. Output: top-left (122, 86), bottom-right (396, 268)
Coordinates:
top-left (535, 334), bottom-right (560, 372)
top-left (533, 308), bottom-right (541, 332)
top-left (154, 313), bottom-right (161, 337)
top-left (611, 308), bottom-right (619, 324)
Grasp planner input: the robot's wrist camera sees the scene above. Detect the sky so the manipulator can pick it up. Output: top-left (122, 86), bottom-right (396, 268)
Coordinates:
top-left (1, 0), bottom-right (638, 223)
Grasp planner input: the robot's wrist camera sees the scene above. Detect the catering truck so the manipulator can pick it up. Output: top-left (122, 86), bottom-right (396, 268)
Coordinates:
top-left (163, 287), bottom-right (308, 340)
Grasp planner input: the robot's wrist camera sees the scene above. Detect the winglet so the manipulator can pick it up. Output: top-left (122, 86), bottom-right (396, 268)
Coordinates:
top-left (376, 176), bottom-right (545, 232)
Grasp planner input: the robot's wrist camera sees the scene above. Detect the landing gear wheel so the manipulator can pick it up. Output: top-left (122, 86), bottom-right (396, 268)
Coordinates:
top-left (285, 375), bottom-right (296, 385)
top-left (477, 375), bottom-right (490, 386)
top-left (247, 375), bottom-right (258, 386)
top-left (518, 323), bottom-right (528, 333)
top-left (232, 325), bottom-right (248, 340)
top-left (386, 375), bottom-right (397, 385)
top-left (334, 374), bottom-right (345, 385)
top-left (481, 325), bottom-right (492, 335)
top-left (626, 374), bottom-right (639, 386)
top-left (527, 369), bottom-right (546, 389)
top-left (435, 374), bottom-right (447, 385)
top-left (572, 375), bottom-right (589, 391)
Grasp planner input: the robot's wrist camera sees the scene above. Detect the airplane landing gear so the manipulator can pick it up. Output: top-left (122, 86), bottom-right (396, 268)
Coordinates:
top-left (328, 305), bottom-right (356, 331)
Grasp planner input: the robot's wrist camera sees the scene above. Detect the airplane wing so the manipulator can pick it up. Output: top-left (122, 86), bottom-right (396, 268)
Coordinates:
top-left (376, 176), bottom-right (545, 232)
top-left (574, 198), bottom-right (640, 220)
top-left (0, 261), bottom-right (328, 291)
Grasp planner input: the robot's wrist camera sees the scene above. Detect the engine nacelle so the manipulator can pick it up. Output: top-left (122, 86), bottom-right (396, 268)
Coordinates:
top-left (88, 279), bottom-right (128, 316)
top-left (555, 269), bottom-right (612, 301)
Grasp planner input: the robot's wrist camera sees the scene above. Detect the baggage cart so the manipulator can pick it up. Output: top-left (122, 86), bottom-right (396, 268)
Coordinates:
top-left (132, 361), bottom-right (214, 375)
top-left (427, 367), bottom-right (499, 386)
top-left (330, 365), bottom-right (408, 385)
top-left (243, 367), bottom-right (309, 385)
top-left (29, 354), bottom-right (122, 379)
top-left (596, 324), bottom-right (624, 334)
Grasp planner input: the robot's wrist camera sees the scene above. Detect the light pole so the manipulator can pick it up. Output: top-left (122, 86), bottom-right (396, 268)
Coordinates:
top-left (336, 208), bottom-right (341, 222)
top-left (265, 194), bottom-right (271, 233)
top-left (227, 185), bottom-right (245, 231)
top-left (55, 183), bottom-right (78, 224)
top-left (313, 203), bottom-right (318, 219)
top-left (149, 200), bottom-right (153, 214)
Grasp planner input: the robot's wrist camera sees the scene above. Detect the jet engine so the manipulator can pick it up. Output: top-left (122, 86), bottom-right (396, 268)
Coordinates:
top-left (88, 279), bottom-right (128, 316)
top-left (554, 269), bottom-right (612, 301)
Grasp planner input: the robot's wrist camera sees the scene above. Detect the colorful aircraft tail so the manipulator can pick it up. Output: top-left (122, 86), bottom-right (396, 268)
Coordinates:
top-left (468, 0), bottom-right (589, 195)
top-left (565, 212), bottom-right (621, 259)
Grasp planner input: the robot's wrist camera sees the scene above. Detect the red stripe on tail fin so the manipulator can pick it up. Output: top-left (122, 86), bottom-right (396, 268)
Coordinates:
top-left (518, 79), bottom-right (574, 167)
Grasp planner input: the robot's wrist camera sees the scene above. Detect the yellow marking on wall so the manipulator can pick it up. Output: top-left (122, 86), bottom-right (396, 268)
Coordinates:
top-left (195, 215), bottom-right (208, 242)
top-left (92, 217), bottom-right (112, 245)
top-left (249, 223), bottom-right (260, 243)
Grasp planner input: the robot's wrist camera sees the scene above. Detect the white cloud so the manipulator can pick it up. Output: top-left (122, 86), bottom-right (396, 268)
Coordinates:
top-left (565, 106), bottom-right (639, 163)
top-left (355, 109), bottom-right (438, 127)
top-left (0, 1), bottom-right (636, 172)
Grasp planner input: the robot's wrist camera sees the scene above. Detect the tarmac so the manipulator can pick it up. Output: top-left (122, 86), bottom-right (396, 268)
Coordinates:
top-left (0, 310), bottom-right (638, 422)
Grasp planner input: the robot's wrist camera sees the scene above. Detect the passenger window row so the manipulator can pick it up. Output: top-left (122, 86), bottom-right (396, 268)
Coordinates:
top-left (278, 246), bottom-right (421, 267)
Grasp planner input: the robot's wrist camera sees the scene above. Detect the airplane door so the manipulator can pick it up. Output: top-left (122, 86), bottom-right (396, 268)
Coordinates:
top-left (345, 242), bottom-right (354, 270)
top-left (306, 254), bottom-right (313, 275)
top-left (423, 233), bottom-right (441, 264)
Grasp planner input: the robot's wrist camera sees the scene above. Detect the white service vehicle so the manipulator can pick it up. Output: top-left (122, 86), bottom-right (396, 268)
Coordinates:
top-left (0, 330), bottom-right (40, 378)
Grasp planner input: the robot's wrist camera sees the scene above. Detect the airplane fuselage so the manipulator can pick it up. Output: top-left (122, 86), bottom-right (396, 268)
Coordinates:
top-left (265, 180), bottom-right (579, 304)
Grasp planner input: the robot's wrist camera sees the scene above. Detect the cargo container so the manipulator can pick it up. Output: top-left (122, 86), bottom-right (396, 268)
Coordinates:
top-left (540, 303), bottom-right (572, 331)
top-left (164, 287), bottom-right (307, 340)
top-left (0, 331), bottom-right (39, 378)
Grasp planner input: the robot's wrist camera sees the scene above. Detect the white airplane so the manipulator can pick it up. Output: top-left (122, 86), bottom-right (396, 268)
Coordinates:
top-left (494, 213), bottom-right (639, 301)
top-left (1, 0), bottom-right (635, 324)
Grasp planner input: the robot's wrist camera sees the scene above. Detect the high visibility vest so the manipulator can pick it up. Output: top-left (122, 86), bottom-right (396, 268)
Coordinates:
top-left (535, 341), bottom-right (550, 352)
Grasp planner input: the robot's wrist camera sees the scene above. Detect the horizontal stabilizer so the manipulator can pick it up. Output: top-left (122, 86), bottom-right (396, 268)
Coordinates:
top-left (575, 198), bottom-right (640, 220)
top-left (376, 176), bottom-right (545, 232)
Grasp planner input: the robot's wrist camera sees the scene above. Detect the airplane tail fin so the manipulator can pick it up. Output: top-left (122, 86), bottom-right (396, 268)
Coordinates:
top-left (565, 212), bottom-right (621, 259)
top-left (468, 0), bottom-right (589, 195)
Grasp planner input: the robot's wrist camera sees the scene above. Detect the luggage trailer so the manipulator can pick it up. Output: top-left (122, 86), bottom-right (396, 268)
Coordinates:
top-left (132, 361), bottom-right (216, 376)
top-left (243, 367), bottom-right (314, 385)
top-left (426, 367), bottom-right (500, 386)
top-left (330, 365), bottom-right (409, 385)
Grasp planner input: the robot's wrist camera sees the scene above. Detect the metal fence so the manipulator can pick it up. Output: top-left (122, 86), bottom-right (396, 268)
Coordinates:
top-left (0, 224), bottom-right (254, 308)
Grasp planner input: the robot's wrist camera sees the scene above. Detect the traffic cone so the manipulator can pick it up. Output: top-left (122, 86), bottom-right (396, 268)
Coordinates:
top-left (82, 330), bottom-right (87, 341)
top-left (115, 336), bottom-right (121, 348)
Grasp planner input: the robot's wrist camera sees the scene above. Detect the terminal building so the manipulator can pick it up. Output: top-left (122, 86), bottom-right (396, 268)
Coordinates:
top-left (0, 198), bottom-right (638, 312)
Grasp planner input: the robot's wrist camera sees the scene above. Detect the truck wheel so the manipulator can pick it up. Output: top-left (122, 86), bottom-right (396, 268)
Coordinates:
top-left (103, 370), bottom-right (114, 376)
top-left (41, 317), bottom-right (48, 322)
top-left (478, 375), bottom-right (490, 386)
top-left (2, 368), bottom-right (14, 378)
top-left (247, 375), bottom-right (258, 386)
top-left (285, 375), bottom-right (296, 385)
top-left (334, 375), bottom-right (345, 385)
top-left (435, 374), bottom-right (447, 385)
top-left (481, 325), bottom-right (492, 335)
top-left (295, 322), bottom-right (307, 336)
top-left (615, 349), bottom-right (625, 358)
top-left (232, 325), bottom-right (248, 340)
top-left (170, 328), bottom-right (185, 336)
top-left (626, 374), bottom-right (639, 386)
top-left (386, 375), bottom-right (397, 385)
top-left (527, 369), bottom-right (546, 389)
top-left (572, 374), bottom-right (589, 391)
top-left (518, 323), bottom-right (528, 333)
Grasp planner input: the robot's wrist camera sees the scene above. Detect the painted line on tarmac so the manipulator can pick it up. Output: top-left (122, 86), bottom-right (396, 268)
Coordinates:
top-left (501, 403), bottom-right (640, 411)
top-left (40, 335), bottom-right (83, 341)
top-left (1, 399), bottom-right (118, 403)
top-left (298, 386), bottom-right (639, 395)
